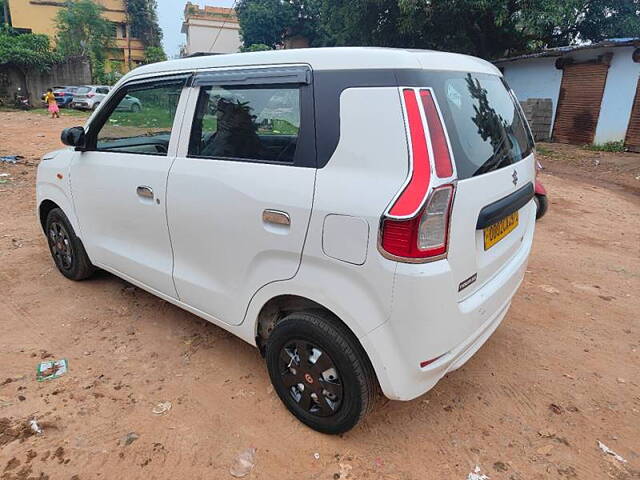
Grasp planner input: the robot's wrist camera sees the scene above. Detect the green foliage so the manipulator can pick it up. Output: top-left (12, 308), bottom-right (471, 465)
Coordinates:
top-left (0, 30), bottom-right (61, 71)
top-left (241, 43), bottom-right (272, 52)
top-left (236, 0), bottom-right (640, 59)
top-left (55, 0), bottom-right (114, 81)
top-left (583, 141), bottom-right (625, 152)
top-left (143, 46), bottom-right (167, 64)
top-left (125, 0), bottom-right (163, 48)
top-left (236, 0), bottom-right (320, 49)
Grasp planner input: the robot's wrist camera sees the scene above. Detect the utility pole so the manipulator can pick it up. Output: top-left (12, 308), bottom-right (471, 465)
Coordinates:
top-left (3, 0), bottom-right (11, 27)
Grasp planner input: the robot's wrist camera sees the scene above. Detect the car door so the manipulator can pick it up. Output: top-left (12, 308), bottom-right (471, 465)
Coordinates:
top-left (70, 75), bottom-right (190, 297)
top-left (167, 66), bottom-right (316, 325)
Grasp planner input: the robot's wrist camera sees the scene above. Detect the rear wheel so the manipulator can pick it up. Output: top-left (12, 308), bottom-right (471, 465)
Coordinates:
top-left (130, 103), bottom-right (141, 113)
top-left (45, 208), bottom-right (95, 281)
top-left (265, 311), bottom-right (376, 434)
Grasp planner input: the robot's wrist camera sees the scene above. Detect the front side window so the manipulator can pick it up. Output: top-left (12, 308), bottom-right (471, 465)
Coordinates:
top-left (94, 82), bottom-right (183, 156)
top-left (189, 85), bottom-right (301, 164)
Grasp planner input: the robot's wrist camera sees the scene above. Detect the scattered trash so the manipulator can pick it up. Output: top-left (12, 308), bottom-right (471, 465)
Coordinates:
top-left (152, 401), bottom-right (172, 415)
top-left (0, 155), bottom-right (23, 164)
top-left (467, 465), bottom-right (490, 480)
top-left (36, 359), bottom-right (68, 382)
top-left (617, 378), bottom-right (626, 384)
top-left (120, 432), bottom-right (139, 446)
top-left (313, 452), bottom-right (320, 460)
top-left (597, 441), bottom-right (627, 463)
top-left (29, 419), bottom-right (43, 435)
top-left (230, 447), bottom-right (256, 478)
top-left (539, 284), bottom-right (560, 294)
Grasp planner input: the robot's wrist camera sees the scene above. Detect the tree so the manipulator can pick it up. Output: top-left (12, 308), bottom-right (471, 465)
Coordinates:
top-left (0, 30), bottom-right (61, 98)
top-left (236, 0), bottom-right (320, 49)
top-left (143, 45), bottom-right (167, 64)
top-left (236, 0), bottom-right (640, 59)
top-left (55, 0), bottom-right (114, 81)
top-left (125, 0), bottom-right (163, 47)
top-left (241, 43), bottom-right (272, 52)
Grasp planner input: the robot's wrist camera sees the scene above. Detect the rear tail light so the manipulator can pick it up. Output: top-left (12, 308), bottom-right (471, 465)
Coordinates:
top-left (380, 87), bottom-right (455, 262)
top-left (87, 93), bottom-right (95, 98)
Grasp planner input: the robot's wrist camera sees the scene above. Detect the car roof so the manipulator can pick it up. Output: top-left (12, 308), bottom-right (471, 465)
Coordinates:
top-left (122, 47), bottom-right (500, 83)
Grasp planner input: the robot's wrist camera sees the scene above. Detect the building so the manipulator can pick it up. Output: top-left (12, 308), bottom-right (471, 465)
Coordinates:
top-left (5, 0), bottom-right (145, 72)
top-left (495, 38), bottom-right (640, 151)
top-left (181, 2), bottom-right (241, 57)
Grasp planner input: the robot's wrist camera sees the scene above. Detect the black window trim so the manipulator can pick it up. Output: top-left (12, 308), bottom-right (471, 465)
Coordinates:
top-left (84, 74), bottom-right (192, 156)
top-left (187, 66), bottom-right (316, 168)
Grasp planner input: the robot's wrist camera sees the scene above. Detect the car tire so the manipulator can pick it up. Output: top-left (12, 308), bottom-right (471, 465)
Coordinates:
top-left (45, 208), bottom-right (95, 281)
top-left (534, 194), bottom-right (548, 220)
top-left (265, 310), bottom-right (377, 434)
top-left (92, 102), bottom-right (100, 111)
top-left (130, 103), bottom-right (141, 113)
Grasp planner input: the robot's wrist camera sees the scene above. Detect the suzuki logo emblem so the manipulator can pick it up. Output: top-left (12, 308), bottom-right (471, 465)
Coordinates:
top-left (512, 170), bottom-right (518, 187)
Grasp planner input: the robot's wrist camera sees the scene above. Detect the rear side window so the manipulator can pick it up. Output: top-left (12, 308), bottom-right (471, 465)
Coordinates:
top-left (427, 72), bottom-right (533, 179)
top-left (189, 86), bottom-right (301, 164)
top-left (76, 87), bottom-right (91, 94)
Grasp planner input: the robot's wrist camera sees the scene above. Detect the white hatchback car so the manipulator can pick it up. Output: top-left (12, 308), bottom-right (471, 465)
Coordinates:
top-left (71, 85), bottom-right (111, 110)
top-left (37, 47), bottom-right (536, 434)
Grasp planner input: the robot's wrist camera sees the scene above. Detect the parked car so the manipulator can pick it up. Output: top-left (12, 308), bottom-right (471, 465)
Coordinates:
top-left (52, 86), bottom-right (79, 108)
top-left (534, 160), bottom-right (548, 219)
top-left (115, 94), bottom-right (142, 112)
top-left (37, 47), bottom-right (537, 434)
top-left (71, 85), bottom-right (111, 110)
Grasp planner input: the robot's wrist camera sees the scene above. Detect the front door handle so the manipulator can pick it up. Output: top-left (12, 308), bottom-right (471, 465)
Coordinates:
top-left (263, 209), bottom-right (290, 226)
top-left (136, 186), bottom-right (154, 199)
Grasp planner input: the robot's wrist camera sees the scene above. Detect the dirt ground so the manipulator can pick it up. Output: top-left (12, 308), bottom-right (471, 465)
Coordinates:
top-left (0, 110), bottom-right (639, 480)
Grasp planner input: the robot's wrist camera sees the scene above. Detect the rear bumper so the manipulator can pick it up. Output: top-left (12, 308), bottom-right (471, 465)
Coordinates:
top-left (361, 211), bottom-right (534, 401)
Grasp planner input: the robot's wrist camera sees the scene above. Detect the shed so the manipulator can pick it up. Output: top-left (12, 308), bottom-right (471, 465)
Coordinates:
top-left (495, 39), bottom-right (640, 150)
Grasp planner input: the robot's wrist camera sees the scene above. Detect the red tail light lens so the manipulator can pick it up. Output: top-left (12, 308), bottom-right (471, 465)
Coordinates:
top-left (381, 87), bottom-right (456, 262)
top-left (388, 89), bottom-right (432, 218)
top-left (381, 185), bottom-right (454, 259)
top-left (420, 90), bottom-right (453, 178)
top-left (87, 93), bottom-right (95, 98)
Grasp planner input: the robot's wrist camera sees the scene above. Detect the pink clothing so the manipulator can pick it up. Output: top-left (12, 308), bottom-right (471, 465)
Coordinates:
top-left (48, 103), bottom-right (59, 114)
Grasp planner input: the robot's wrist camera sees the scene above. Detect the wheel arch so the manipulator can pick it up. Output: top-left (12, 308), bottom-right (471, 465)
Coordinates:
top-left (254, 295), bottom-right (371, 368)
top-left (38, 199), bottom-right (60, 233)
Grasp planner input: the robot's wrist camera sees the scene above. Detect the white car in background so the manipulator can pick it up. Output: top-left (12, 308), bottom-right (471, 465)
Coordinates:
top-left (36, 47), bottom-right (536, 434)
top-left (71, 85), bottom-right (111, 110)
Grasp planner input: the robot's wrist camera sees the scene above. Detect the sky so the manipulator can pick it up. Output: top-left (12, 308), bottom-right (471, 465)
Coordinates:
top-left (158, 0), bottom-right (235, 58)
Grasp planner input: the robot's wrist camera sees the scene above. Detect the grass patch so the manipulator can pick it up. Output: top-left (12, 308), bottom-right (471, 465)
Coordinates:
top-left (536, 145), bottom-right (554, 156)
top-left (28, 107), bottom-right (91, 119)
top-left (583, 141), bottom-right (625, 153)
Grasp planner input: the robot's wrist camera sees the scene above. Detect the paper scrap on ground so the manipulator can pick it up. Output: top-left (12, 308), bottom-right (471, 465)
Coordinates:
top-left (36, 359), bottom-right (68, 381)
top-left (467, 465), bottom-right (490, 480)
top-left (597, 441), bottom-right (627, 463)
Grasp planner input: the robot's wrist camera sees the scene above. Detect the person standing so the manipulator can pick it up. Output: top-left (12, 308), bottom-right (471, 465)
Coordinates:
top-left (43, 88), bottom-right (60, 119)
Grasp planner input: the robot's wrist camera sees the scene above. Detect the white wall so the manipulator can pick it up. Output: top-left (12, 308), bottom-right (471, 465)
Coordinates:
top-left (185, 19), bottom-right (242, 55)
top-left (594, 46), bottom-right (640, 144)
top-left (500, 57), bottom-right (563, 133)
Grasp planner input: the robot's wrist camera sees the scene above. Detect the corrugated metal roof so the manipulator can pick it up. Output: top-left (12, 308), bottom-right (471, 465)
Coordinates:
top-left (494, 38), bottom-right (640, 64)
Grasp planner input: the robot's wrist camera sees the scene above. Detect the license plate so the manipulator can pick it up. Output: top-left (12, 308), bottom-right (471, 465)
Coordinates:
top-left (483, 211), bottom-right (519, 250)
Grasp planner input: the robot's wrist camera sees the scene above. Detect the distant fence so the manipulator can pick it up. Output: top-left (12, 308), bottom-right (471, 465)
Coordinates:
top-left (0, 56), bottom-right (92, 104)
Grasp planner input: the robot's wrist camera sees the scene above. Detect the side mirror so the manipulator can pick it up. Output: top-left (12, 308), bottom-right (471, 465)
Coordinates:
top-left (61, 126), bottom-right (86, 149)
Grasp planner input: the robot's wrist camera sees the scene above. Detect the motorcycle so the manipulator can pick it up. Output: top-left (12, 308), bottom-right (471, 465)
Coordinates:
top-left (14, 88), bottom-right (31, 110)
top-left (534, 159), bottom-right (548, 220)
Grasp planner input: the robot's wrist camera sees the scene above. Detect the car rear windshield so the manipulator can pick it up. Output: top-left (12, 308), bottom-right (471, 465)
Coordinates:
top-left (425, 72), bottom-right (533, 180)
top-left (76, 87), bottom-right (91, 94)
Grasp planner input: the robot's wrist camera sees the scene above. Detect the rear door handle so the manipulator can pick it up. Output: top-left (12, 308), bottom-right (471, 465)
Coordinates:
top-left (263, 209), bottom-right (290, 226)
top-left (136, 186), bottom-right (154, 199)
